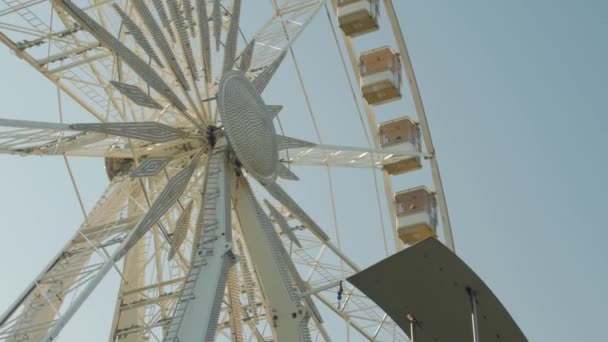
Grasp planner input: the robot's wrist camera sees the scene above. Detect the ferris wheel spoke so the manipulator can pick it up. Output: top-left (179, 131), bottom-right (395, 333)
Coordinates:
top-left (213, 0), bottom-right (320, 90)
top-left (129, 0), bottom-right (209, 124)
top-left (251, 51), bottom-right (288, 94)
top-left (0, 118), bottom-right (203, 159)
top-left (0, 118), bottom-right (111, 157)
top-left (111, 4), bottom-right (164, 69)
top-left (152, 0), bottom-right (176, 42)
top-left (281, 143), bottom-right (426, 169)
top-left (69, 121), bottom-right (193, 143)
top-left (212, 0), bottom-right (222, 51)
top-left (166, 0), bottom-right (199, 82)
top-left (197, 0), bottom-right (213, 83)
top-left (221, 0), bottom-right (241, 76)
top-left (264, 199), bottom-right (303, 248)
top-left (0, 117), bottom-right (191, 142)
top-left (131, 0), bottom-right (190, 93)
top-left (238, 39), bottom-right (256, 73)
top-left (247, 0), bottom-right (324, 75)
top-left (114, 149), bottom-right (205, 261)
top-left (167, 199), bottom-right (195, 261)
top-left (264, 182), bottom-right (330, 242)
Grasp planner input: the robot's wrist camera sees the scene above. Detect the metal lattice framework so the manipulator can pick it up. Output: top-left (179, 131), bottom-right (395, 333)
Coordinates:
top-left (0, 0), bottom-right (454, 341)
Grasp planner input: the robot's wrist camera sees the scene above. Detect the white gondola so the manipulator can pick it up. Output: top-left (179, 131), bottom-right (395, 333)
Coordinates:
top-left (394, 186), bottom-right (437, 245)
top-left (359, 47), bottom-right (402, 105)
top-left (379, 116), bottom-right (422, 175)
top-left (336, 0), bottom-right (380, 37)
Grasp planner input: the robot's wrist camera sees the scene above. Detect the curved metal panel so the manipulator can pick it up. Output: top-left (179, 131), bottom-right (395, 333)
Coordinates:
top-left (348, 238), bottom-right (527, 342)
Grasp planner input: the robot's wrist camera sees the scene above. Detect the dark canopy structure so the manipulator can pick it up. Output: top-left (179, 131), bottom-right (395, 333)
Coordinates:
top-left (348, 238), bottom-right (527, 342)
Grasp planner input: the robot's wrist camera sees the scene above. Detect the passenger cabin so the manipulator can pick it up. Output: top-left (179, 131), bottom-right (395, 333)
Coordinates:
top-left (336, 0), bottom-right (380, 37)
top-left (379, 117), bottom-right (422, 175)
top-left (359, 47), bottom-right (402, 105)
top-left (394, 186), bottom-right (437, 245)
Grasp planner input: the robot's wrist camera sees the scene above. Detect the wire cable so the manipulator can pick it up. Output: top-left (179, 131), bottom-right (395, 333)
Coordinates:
top-left (269, 1), bottom-right (344, 274)
top-left (323, 3), bottom-right (390, 256)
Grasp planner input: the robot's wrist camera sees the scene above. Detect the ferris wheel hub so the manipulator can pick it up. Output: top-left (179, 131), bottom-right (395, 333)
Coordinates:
top-left (217, 70), bottom-right (279, 184)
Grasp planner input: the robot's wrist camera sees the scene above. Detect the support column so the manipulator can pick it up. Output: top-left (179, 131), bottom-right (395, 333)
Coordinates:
top-left (109, 239), bottom-right (146, 341)
top-left (232, 176), bottom-right (311, 341)
top-left (110, 187), bottom-right (146, 342)
top-left (407, 314), bottom-right (417, 342)
top-left (164, 149), bottom-right (234, 342)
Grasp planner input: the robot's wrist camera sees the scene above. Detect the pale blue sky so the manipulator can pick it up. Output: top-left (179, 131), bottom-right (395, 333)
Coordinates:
top-left (1, 1), bottom-right (607, 341)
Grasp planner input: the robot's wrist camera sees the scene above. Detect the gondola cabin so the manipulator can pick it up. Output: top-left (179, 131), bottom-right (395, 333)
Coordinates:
top-left (359, 47), bottom-right (402, 105)
top-left (379, 117), bottom-right (422, 175)
top-left (336, 0), bottom-right (380, 37)
top-left (394, 186), bottom-right (437, 245)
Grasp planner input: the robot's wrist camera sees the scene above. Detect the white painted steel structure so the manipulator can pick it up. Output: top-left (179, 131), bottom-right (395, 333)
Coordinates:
top-left (0, 0), bottom-right (455, 341)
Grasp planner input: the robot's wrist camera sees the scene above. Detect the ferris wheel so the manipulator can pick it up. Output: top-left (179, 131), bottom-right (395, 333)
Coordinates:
top-left (0, 0), bottom-right (457, 341)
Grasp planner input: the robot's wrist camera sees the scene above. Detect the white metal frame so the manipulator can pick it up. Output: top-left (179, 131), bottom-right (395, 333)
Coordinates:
top-left (0, 0), bottom-right (454, 341)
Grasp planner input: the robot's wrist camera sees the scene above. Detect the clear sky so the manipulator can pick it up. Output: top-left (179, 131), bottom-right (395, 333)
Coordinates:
top-left (1, 1), bottom-right (607, 341)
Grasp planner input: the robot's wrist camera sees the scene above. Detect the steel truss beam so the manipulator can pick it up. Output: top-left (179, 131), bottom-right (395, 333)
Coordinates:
top-left (282, 143), bottom-right (425, 169)
top-left (164, 148), bottom-right (234, 342)
top-left (233, 176), bottom-right (314, 341)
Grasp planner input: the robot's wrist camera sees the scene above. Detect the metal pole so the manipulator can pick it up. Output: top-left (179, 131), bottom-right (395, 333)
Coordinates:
top-left (409, 320), bottom-right (415, 342)
top-left (467, 287), bottom-right (481, 342)
top-left (407, 314), bottom-right (416, 342)
top-left (299, 280), bottom-right (342, 298)
top-left (346, 317), bottom-right (351, 342)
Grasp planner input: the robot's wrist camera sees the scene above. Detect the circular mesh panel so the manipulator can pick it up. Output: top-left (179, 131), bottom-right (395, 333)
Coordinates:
top-left (217, 71), bottom-right (278, 183)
